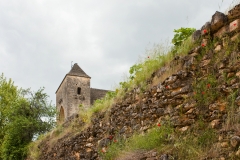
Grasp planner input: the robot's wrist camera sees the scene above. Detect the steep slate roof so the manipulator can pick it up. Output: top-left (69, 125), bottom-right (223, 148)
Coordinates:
top-left (67, 63), bottom-right (91, 78)
top-left (55, 63), bottom-right (91, 93)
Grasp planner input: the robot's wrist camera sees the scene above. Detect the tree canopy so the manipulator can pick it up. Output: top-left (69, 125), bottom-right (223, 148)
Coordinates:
top-left (0, 74), bottom-right (56, 160)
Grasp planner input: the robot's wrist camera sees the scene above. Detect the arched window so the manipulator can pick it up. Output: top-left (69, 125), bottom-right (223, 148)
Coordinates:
top-left (77, 87), bottom-right (81, 95)
top-left (59, 106), bottom-right (65, 122)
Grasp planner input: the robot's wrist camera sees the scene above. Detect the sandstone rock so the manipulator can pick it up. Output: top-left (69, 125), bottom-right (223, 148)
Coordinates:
top-left (218, 62), bottom-right (225, 69)
top-left (232, 83), bottom-right (240, 89)
top-left (210, 119), bottom-right (221, 128)
top-left (228, 4), bottom-right (240, 20)
top-left (165, 76), bottom-right (178, 85)
top-left (190, 52), bottom-right (198, 57)
top-left (214, 25), bottom-right (229, 38)
top-left (211, 11), bottom-right (228, 32)
top-left (85, 143), bottom-right (93, 147)
top-left (146, 158), bottom-right (156, 160)
top-left (236, 71), bottom-right (240, 78)
top-left (227, 72), bottom-right (235, 78)
top-left (229, 19), bottom-right (240, 32)
top-left (183, 102), bottom-right (196, 111)
top-left (236, 149), bottom-right (240, 157)
top-left (192, 30), bottom-right (201, 42)
top-left (219, 157), bottom-right (226, 160)
top-left (235, 96), bottom-right (240, 106)
top-left (214, 45), bottom-right (222, 52)
top-left (86, 148), bottom-right (92, 152)
top-left (201, 38), bottom-right (208, 47)
top-left (219, 135), bottom-right (224, 141)
top-left (221, 142), bottom-right (229, 148)
top-left (185, 108), bottom-right (194, 114)
top-left (230, 136), bottom-right (240, 149)
top-left (201, 22), bottom-right (211, 36)
top-left (159, 154), bottom-right (169, 160)
top-left (151, 152), bottom-right (157, 157)
top-left (200, 59), bottom-right (211, 67)
top-left (170, 88), bottom-right (181, 97)
top-left (179, 126), bottom-right (189, 132)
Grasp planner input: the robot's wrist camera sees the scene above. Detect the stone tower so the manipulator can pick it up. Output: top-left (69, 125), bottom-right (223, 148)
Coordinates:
top-left (56, 63), bottom-right (91, 122)
top-left (56, 63), bottom-right (109, 122)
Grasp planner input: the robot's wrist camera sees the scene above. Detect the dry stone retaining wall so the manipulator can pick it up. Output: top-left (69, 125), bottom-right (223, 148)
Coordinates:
top-left (37, 4), bottom-right (240, 160)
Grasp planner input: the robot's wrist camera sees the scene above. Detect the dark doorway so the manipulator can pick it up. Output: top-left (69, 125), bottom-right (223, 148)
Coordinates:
top-left (59, 106), bottom-right (65, 122)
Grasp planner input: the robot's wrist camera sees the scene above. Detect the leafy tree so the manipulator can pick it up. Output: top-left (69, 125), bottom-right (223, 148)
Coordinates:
top-left (172, 27), bottom-right (196, 47)
top-left (0, 74), bottom-right (56, 160)
top-left (171, 27), bottom-right (196, 56)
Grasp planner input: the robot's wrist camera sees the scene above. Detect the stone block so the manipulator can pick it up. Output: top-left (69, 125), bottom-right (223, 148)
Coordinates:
top-left (231, 33), bottom-right (240, 41)
top-left (230, 136), bottom-right (240, 149)
top-left (192, 30), bottom-right (201, 42)
top-left (221, 142), bottom-right (229, 148)
top-left (214, 25), bottom-right (229, 38)
top-left (201, 22), bottom-right (211, 36)
top-left (214, 45), bottom-right (222, 52)
top-left (210, 119), bottom-right (220, 128)
top-left (229, 19), bottom-right (240, 32)
top-left (211, 11), bottom-right (228, 32)
top-left (228, 4), bottom-right (240, 20)
top-left (201, 38), bottom-right (208, 47)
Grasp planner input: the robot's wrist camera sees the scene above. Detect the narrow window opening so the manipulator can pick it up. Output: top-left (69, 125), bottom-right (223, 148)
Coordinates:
top-left (77, 87), bottom-right (81, 95)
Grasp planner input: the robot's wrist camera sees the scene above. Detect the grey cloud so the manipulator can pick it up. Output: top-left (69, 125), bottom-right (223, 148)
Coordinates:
top-left (0, 0), bottom-right (236, 104)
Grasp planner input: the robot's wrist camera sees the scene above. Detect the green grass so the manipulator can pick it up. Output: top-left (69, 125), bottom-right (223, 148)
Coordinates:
top-left (101, 124), bottom-right (174, 160)
top-left (101, 123), bottom-right (218, 160)
top-left (193, 74), bottom-right (219, 107)
top-left (78, 36), bottom-right (196, 126)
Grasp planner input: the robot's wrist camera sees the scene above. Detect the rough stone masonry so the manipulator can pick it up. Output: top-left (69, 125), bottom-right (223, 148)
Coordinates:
top-left (56, 63), bottom-right (110, 122)
top-left (36, 3), bottom-right (240, 160)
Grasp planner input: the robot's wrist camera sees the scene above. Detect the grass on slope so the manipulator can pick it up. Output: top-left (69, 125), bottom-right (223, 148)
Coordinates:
top-left (101, 123), bottom-right (218, 160)
top-left (27, 36), bottom-right (195, 159)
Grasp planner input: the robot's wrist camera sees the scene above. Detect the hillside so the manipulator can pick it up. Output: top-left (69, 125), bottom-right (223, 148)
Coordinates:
top-left (28, 3), bottom-right (240, 160)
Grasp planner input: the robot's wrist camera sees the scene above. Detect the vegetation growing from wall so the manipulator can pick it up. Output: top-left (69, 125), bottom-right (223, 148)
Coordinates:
top-left (27, 2), bottom-right (240, 159)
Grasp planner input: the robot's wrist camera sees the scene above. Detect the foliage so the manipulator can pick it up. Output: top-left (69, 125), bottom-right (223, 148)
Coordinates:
top-left (129, 63), bottom-right (143, 80)
top-left (171, 27), bottom-right (196, 56)
top-left (172, 27), bottom-right (196, 47)
top-left (118, 36), bottom-right (194, 93)
top-left (0, 73), bottom-right (56, 160)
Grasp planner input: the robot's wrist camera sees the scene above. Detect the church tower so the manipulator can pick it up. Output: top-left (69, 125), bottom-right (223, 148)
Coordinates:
top-left (56, 63), bottom-right (91, 122)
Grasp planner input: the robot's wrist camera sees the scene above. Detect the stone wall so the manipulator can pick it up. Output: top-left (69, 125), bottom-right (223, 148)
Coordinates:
top-left (90, 88), bottom-right (110, 105)
top-left (56, 76), bottom-right (68, 122)
top-left (56, 75), bottom-right (91, 121)
top-left (37, 4), bottom-right (240, 160)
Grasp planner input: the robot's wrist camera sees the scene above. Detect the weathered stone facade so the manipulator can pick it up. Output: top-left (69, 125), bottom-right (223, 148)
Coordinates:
top-left (56, 63), bottom-right (109, 122)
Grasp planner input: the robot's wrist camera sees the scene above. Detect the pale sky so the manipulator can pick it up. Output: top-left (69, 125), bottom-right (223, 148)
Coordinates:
top-left (0, 0), bottom-right (238, 105)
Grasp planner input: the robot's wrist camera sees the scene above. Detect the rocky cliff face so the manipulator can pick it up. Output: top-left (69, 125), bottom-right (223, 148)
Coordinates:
top-left (34, 4), bottom-right (240, 160)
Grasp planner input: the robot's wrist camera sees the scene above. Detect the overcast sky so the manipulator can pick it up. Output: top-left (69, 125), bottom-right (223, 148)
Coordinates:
top-left (0, 0), bottom-right (238, 105)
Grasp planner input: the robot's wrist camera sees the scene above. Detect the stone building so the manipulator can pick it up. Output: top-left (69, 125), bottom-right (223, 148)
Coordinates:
top-left (56, 63), bottom-right (109, 122)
